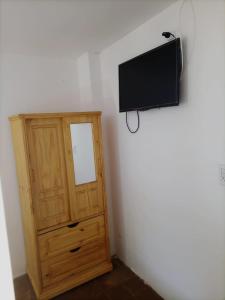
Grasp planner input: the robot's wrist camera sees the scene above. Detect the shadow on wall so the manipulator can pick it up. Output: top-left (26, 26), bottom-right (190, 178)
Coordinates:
top-left (104, 114), bottom-right (128, 258)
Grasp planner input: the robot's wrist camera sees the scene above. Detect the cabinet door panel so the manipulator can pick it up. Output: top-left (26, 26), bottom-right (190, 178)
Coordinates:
top-left (27, 118), bottom-right (70, 230)
top-left (63, 115), bottom-right (104, 221)
top-left (75, 182), bottom-right (103, 219)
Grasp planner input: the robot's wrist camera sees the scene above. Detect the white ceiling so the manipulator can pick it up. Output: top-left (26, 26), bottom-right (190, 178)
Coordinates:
top-left (0, 0), bottom-right (176, 58)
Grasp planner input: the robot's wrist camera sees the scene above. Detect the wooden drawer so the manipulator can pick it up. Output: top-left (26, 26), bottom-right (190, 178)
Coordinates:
top-left (38, 215), bottom-right (105, 260)
top-left (41, 238), bottom-right (107, 287)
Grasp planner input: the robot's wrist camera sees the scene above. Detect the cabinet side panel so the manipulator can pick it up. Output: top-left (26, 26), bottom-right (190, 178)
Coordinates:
top-left (10, 119), bottom-right (41, 294)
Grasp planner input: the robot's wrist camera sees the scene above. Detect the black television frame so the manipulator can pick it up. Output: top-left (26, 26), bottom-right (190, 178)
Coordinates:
top-left (118, 38), bottom-right (182, 113)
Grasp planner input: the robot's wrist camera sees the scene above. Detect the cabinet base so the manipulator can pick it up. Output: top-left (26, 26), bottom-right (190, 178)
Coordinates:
top-left (30, 261), bottom-right (113, 300)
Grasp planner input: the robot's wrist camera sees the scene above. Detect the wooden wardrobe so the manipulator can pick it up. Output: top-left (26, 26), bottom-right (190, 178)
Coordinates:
top-left (9, 112), bottom-right (112, 299)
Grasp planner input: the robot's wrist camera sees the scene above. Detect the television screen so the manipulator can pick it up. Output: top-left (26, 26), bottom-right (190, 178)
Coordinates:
top-left (119, 38), bottom-right (182, 112)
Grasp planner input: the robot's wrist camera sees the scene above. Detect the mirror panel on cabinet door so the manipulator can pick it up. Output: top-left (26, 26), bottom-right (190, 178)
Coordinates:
top-left (70, 123), bottom-right (96, 185)
top-left (63, 115), bottom-right (104, 222)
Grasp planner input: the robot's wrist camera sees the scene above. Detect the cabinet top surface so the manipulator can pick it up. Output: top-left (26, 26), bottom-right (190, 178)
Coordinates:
top-left (9, 111), bottom-right (102, 120)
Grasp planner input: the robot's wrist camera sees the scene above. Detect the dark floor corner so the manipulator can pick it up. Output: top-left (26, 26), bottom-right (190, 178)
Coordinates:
top-left (14, 257), bottom-right (164, 300)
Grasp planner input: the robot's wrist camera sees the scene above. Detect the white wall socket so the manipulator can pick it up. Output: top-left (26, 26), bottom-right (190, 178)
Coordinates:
top-left (219, 164), bottom-right (225, 185)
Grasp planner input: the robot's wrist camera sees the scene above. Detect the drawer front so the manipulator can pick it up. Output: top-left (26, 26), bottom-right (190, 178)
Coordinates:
top-left (39, 215), bottom-right (105, 260)
top-left (41, 238), bottom-right (107, 287)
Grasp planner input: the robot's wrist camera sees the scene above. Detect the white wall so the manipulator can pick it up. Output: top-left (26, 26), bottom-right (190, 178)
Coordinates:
top-left (77, 53), bottom-right (93, 108)
top-left (0, 53), bottom-right (80, 277)
top-left (0, 179), bottom-right (15, 300)
top-left (1, 3), bottom-right (225, 300)
top-left (77, 52), bottom-right (103, 111)
top-left (0, 62), bottom-right (15, 298)
top-left (0, 151), bottom-right (15, 300)
top-left (98, 1), bottom-right (225, 300)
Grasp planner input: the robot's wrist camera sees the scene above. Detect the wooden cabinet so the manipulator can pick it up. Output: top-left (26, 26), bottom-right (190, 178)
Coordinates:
top-left (9, 112), bottom-right (112, 300)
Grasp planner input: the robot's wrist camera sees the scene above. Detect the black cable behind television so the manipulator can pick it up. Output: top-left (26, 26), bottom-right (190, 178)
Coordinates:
top-left (119, 38), bottom-right (182, 113)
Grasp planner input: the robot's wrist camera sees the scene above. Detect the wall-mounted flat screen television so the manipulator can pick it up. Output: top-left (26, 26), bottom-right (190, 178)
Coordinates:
top-left (119, 38), bottom-right (182, 112)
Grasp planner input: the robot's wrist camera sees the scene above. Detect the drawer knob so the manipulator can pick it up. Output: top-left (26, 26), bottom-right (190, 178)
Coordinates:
top-left (67, 222), bottom-right (79, 228)
top-left (70, 247), bottom-right (81, 253)
top-left (80, 228), bottom-right (84, 232)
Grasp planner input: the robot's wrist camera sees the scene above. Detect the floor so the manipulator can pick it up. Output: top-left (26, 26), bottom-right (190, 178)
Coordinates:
top-left (14, 258), bottom-right (164, 300)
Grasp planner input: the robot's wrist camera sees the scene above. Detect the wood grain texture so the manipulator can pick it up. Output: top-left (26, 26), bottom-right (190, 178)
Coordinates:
top-left (27, 118), bottom-right (70, 230)
top-left (41, 238), bottom-right (107, 287)
top-left (63, 115), bottom-right (104, 222)
top-left (10, 118), bottom-right (42, 294)
top-left (9, 111), bottom-right (101, 121)
top-left (9, 112), bottom-right (112, 300)
top-left (38, 215), bottom-right (105, 260)
top-left (39, 261), bottom-right (112, 300)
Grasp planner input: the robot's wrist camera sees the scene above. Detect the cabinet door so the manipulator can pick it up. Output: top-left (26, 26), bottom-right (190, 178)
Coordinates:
top-left (27, 118), bottom-right (70, 230)
top-left (63, 114), bottom-right (104, 221)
